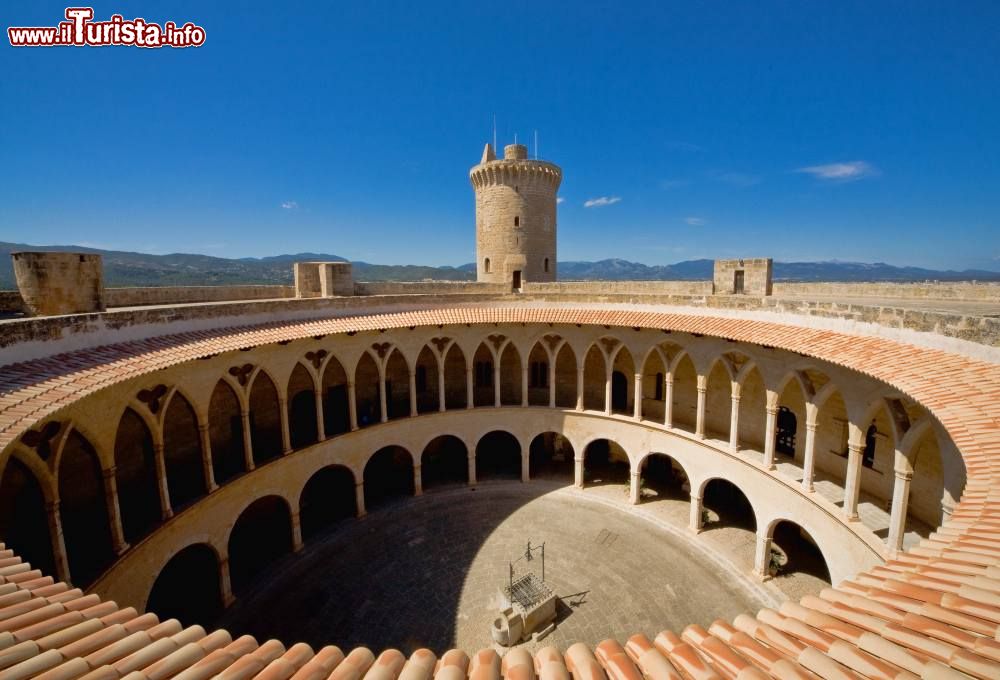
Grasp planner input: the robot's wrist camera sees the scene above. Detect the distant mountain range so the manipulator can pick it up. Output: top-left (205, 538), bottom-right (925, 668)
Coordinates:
top-left (1, 242), bottom-right (998, 289)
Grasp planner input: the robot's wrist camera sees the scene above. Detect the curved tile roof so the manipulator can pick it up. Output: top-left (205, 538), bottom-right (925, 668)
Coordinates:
top-left (0, 306), bottom-right (999, 680)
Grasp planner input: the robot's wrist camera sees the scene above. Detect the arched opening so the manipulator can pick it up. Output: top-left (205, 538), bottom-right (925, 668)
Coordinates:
top-left (702, 479), bottom-right (756, 532)
top-left (321, 356), bottom-right (351, 437)
top-left (114, 408), bottom-right (161, 543)
top-left (384, 349), bottom-right (411, 420)
top-left (583, 439), bottom-right (630, 488)
top-left (527, 342), bottom-right (550, 406)
top-left (415, 346), bottom-right (439, 414)
top-left (857, 402), bottom-right (896, 507)
top-left (0, 457), bottom-right (54, 578)
top-left (443, 344), bottom-right (467, 410)
top-left (769, 520), bottom-right (831, 584)
top-left (544, 258), bottom-right (549, 273)
top-left (776, 377), bottom-right (808, 463)
top-left (610, 347), bottom-right (635, 415)
top-left (299, 465), bottom-right (356, 540)
top-left (163, 393), bottom-right (208, 511)
top-left (484, 258), bottom-right (491, 274)
top-left (499, 343), bottom-right (522, 406)
top-left (639, 453), bottom-right (689, 504)
top-left (228, 495), bottom-right (292, 596)
top-left (554, 343), bottom-right (576, 408)
top-left (287, 363), bottom-right (318, 449)
top-left (908, 426), bottom-right (945, 530)
top-left (209, 381), bottom-right (245, 486)
top-left (528, 432), bottom-right (574, 481)
top-left (248, 372), bottom-right (282, 465)
top-left (704, 360), bottom-right (732, 441)
top-left (364, 446), bottom-right (414, 510)
top-left (472, 343), bottom-right (494, 408)
top-left (475, 431), bottom-right (522, 481)
top-left (146, 544), bottom-right (222, 627)
top-left (671, 354), bottom-right (698, 433)
top-left (59, 431), bottom-right (114, 587)
top-left (354, 352), bottom-right (380, 428)
top-left (737, 366), bottom-right (767, 452)
top-left (421, 435), bottom-right (469, 490)
top-left (583, 344), bottom-right (606, 411)
top-left (813, 389), bottom-right (849, 488)
top-left (641, 350), bottom-right (668, 421)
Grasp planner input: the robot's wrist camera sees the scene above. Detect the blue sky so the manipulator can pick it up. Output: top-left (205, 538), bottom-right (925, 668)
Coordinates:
top-left (2, 1), bottom-right (998, 270)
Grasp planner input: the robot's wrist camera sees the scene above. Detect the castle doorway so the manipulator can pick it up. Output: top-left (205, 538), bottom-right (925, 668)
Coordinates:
top-left (512, 270), bottom-right (522, 291)
top-left (734, 270), bottom-right (745, 294)
top-left (611, 371), bottom-right (628, 413)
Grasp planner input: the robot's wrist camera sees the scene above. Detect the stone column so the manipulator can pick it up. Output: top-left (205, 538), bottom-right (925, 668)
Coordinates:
top-left (102, 467), bottom-right (129, 555)
top-left (801, 419), bottom-right (818, 492)
top-left (688, 492), bottom-right (703, 533)
top-left (219, 556), bottom-right (235, 607)
top-left (629, 470), bottom-right (641, 505)
top-left (437, 366), bottom-right (447, 413)
top-left (198, 422), bottom-right (217, 492)
top-left (843, 442), bottom-right (864, 521)
top-left (521, 364), bottom-right (529, 407)
top-left (574, 456), bottom-right (584, 489)
top-left (604, 371), bottom-right (612, 416)
top-left (633, 373), bottom-right (643, 420)
top-left (887, 469), bottom-right (912, 554)
top-left (753, 531), bottom-right (772, 580)
top-left (468, 452), bottom-right (477, 486)
top-left (521, 452), bottom-right (530, 483)
top-left (664, 374), bottom-right (674, 429)
top-left (729, 385), bottom-right (741, 453)
top-left (942, 497), bottom-right (956, 521)
top-left (465, 366), bottom-right (474, 410)
top-left (315, 388), bottom-right (327, 440)
top-left (379, 372), bottom-right (388, 424)
top-left (278, 396), bottom-right (292, 454)
top-left (763, 402), bottom-right (778, 470)
top-left (414, 464), bottom-right (423, 497)
top-left (153, 441), bottom-right (173, 520)
top-left (290, 510), bottom-right (303, 553)
top-left (548, 361), bottom-right (556, 408)
top-left (240, 409), bottom-right (255, 471)
top-left (695, 375), bottom-right (707, 439)
top-left (46, 500), bottom-right (71, 584)
top-left (575, 366), bottom-right (585, 411)
top-left (408, 371), bottom-right (417, 417)
top-left (493, 364), bottom-right (502, 408)
top-left (355, 482), bottom-right (366, 518)
top-left (347, 381), bottom-right (358, 431)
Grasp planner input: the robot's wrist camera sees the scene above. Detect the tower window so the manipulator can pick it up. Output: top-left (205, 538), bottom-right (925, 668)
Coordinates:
top-left (514, 216), bottom-right (519, 227)
top-left (544, 258), bottom-right (549, 272)
top-left (484, 258), bottom-right (491, 273)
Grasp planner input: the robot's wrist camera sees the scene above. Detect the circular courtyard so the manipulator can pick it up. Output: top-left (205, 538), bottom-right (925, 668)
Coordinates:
top-left (217, 480), bottom-right (775, 653)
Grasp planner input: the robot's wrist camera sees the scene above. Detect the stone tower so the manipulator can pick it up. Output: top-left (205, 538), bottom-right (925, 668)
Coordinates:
top-left (470, 142), bottom-right (562, 288)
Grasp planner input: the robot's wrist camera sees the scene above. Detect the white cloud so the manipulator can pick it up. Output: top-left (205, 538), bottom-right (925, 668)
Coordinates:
top-left (583, 196), bottom-right (622, 208)
top-left (556, 197), bottom-right (565, 204)
top-left (684, 217), bottom-right (706, 226)
top-left (281, 200), bottom-right (299, 210)
top-left (796, 161), bottom-right (878, 182)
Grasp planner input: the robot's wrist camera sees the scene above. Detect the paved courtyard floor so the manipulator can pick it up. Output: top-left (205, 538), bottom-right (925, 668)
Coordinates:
top-left (217, 481), bottom-right (782, 654)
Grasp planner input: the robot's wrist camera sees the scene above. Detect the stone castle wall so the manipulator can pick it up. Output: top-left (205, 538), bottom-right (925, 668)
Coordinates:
top-left (12, 251), bottom-right (105, 316)
top-left (713, 258), bottom-right (773, 295)
top-left (773, 280), bottom-right (1000, 300)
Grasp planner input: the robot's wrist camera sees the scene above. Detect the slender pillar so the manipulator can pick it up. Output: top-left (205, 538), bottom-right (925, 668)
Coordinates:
top-left (494, 364), bottom-right (502, 408)
top-left (942, 497), bottom-right (956, 521)
top-left (753, 531), bottom-right (772, 580)
top-left (548, 361), bottom-right (556, 408)
top-left (219, 557), bottom-right (235, 607)
top-left (290, 510), bottom-right (303, 552)
top-left (763, 403), bottom-right (778, 470)
top-left (437, 366), bottom-right (447, 413)
top-left (408, 371), bottom-right (417, 417)
top-left (844, 442), bottom-right (864, 521)
top-left (629, 470), bottom-right (641, 505)
top-left (575, 366), bottom-right (585, 411)
top-left (315, 388), bottom-right (327, 439)
top-left (604, 372), bottom-right (612, 416)
top-left (153, 441), bottom-right (172, 520)
top-left (355, 482), bottom-right (366, 518)
top-left (240, 409), bottom-right (255, 471)
top-left (468, 452), bottom-right (477, 486)
top-left (46, 500), bottom-right (71, 584)
top-left (521, 452), bottom-right (530, 483)
top-left (378, 373), bottom-right (388, 424)
top-left (688, 492), bottom-right (703, 533)
top-left (574, 456), bottom-right (584, 488)
top-left (695, 375), bottom-right (707, 439)
top-left (347, 381), bottom-right (358, 431)
top-left (633, 373), bottom-right (643, 420)
top-left (887, 468), bottom-right (912, 554)
top-left (278, 396), bottom-right (292, 454)
top-left (521, 364), bottom-right (529, 407)
top-left (102, 467), bottom-right (129, 555)
top-left (664, 374), bottom-right (674, 429)
top-left (801, 419), bottom-right (818, 492)
top-left (414, 464), bottom-right (423, 497)
top-left (198, 422), bottom-right (217, 492)
top-left (729, 385), bottom-right (741, 453)
top-left (465, 366), bottom-right (474, 410)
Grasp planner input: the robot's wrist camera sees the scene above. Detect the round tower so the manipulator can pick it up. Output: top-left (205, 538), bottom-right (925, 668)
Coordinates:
top-left (470, 142), bottom-right (562, 288)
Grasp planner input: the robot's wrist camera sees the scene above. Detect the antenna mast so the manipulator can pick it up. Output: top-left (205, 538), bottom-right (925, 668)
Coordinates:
top-left (534, 130), bottom-right (538, 159)
top-left (492, 114), bottom-right (497, 153)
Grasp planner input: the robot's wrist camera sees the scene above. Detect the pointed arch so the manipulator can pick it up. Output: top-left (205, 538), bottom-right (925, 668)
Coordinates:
top-left (472, 342), bottom-right (494, 407)
top-left (59, 430), bottom-right (114, 587)
top-left (115, 406), bottom-right (162, 543)
top-left (499, 342), bottom-right (522, 406)
top-left (162, 391), bottom-right (207, 510)
top-left (671, 353), bottom-right (698, 433)
top-left (738, 365), bottom-right (767, 452)
top-left (553, 343), bottom-right (577, 408)
top-left (321, 354), bottom-right (350, 436)
top-left (704, 359), bottom-right (733, 441)
top-left (384, 348), bottom-right (410, 420)
top-left (249, 371), bottom-right (282, 465)
top-left (354, 351), bottom-right (381, 428)
top-left (582, 344), bottom-right (606, 411)
top-left (287, 362), bottom-right (318, 449)
top-left (0, 454), bottom-right (55, 578)
top-left (776, 373), bottom-right (808, 463)
top-left (610, 346), bottom-right (635, 414)
top-left (640, 348), bottom-right (668, 421)
top-left (414, 345), bottom-right (439, 414)
top-left (443, 344), bottom-right (467, 410)
top-left (526, 341), bottom-right (550, 406)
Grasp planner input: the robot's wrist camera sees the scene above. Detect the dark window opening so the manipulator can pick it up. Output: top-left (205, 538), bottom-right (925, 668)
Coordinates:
top-left (415, 365), bottom-right (427, 393)
top-left (776, 406), bottom-right (797, 456)
top-left (734, 270), bottom-right (745, 294)
top-left (484, 258), bottom-right (491, 273)
top-left (514, 216), bottom-right (520, 227)
top-left (654, 373), bottom-right (664, 401)
top-left (530, 361), bottom-right (549, 388)
top-left (544, 257), bottom-right (549, 272)
top-left (475, 361), bottom-right (493, 388)
top-left (863, 423), bottom-right (877, 468)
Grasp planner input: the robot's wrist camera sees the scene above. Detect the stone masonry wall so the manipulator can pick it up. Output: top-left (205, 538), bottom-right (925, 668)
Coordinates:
top-left (714, 258), bottom-right (773, 295)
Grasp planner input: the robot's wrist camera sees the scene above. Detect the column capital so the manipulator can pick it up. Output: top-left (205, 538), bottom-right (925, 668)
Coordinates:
top-left (765, 405), bottom-right (778, 416)
top-left (102, 466), bottom-right (117, 479)
top-left (894, 468), bottom-right (913, 482)
top-left (730, 394), bottom-right (742, 404)
top-left (847, 442), bottom-right (864, 455)
top-left (806, 421), bottom-right (818, 433)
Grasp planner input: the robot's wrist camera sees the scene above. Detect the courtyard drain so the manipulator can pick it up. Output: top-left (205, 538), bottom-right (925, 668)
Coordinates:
top-left (595, 529), bottom-right (619, 548)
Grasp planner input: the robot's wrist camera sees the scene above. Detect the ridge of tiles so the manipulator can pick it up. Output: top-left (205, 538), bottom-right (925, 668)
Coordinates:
top-left (0, 305), bottom-right (998, 680)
